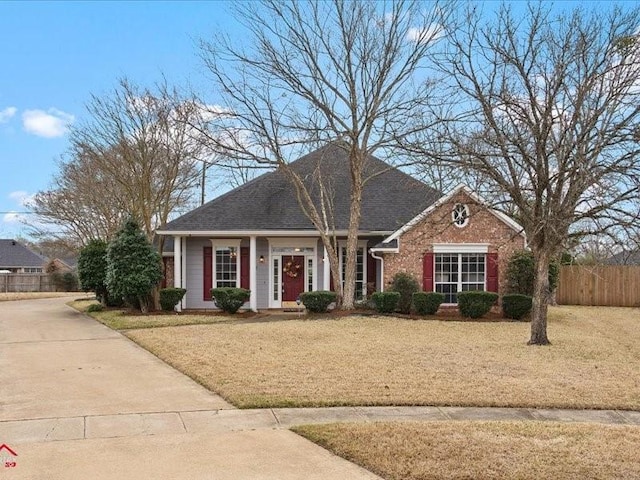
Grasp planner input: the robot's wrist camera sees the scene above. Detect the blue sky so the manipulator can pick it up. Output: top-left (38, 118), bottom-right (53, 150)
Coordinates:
top-left (0, 1), bottom-right (239, 239)
top-left (0, 0), bottom-right (625, 241)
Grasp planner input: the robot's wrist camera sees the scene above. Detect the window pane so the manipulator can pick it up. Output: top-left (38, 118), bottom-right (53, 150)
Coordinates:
top-left (215, 247), bottom-right (237, 288)
top-left (273, 258), bottom-right (279, 301)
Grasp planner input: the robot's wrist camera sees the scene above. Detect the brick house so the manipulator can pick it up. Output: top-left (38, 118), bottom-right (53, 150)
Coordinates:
top-left (158, 143), bottom-right (525, 310)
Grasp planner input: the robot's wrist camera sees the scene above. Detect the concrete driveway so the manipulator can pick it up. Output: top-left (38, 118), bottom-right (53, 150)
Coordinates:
top-left (0, 297), bottom-right (379, 479)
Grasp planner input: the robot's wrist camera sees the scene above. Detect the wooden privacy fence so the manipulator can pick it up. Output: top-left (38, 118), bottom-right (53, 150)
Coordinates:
top-left (0, 273), bottom-right (55, 293)
top-left (557, 265), bottom-right (640, 307)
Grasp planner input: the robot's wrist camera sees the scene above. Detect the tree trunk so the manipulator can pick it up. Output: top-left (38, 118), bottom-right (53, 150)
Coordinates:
top-left (529, 249), bottom-right (551, 345)
top-left (342, 176), bottom-right (364, 310)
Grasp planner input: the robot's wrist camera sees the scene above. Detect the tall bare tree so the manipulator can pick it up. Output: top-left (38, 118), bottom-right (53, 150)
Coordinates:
top-left (198, 0), bottom-right (454, 308)
top-left (32, 79), bottom-right (205, 248)
top-left (416, 3), bottom-right (640, 344)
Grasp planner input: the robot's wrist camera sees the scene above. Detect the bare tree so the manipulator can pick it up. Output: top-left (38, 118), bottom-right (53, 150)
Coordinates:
top-left (198, 0), bottom-right (454, 308)
top-left (29, 150), bottom-right (132, 246)
top-left (416, 3), bottom-right (640, 344)
top-left (32, 79), bottom-right (205, 250)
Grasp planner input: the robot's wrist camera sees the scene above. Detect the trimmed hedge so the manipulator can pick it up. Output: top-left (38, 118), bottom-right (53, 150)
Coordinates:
top-left (371, 291), bottom-right (401, 314)
top-left (159, 288), bottom-right (187, 311)
top-left (388, 273), bottom-right (420, 314)
top-left (502, 294), bottom-right (533, 321)
top-left (210, 287), bottom-right (250, 314)
top-left (299, 291), bottom-right (337, 313)
top-left (412, 292), bottom-right (445, 315)
top-left (457, 291), bottom-right (498, 319)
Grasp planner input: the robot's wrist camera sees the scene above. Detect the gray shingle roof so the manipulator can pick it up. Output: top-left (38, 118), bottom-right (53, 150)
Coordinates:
top-left (0, 239), bottom-right (46, 268)
top-left (161, 143), bottom-right (441, 233)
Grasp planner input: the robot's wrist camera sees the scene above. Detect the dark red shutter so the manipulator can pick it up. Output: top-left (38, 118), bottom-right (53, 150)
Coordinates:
top-left (203, 246), bottom-right (213, 301)
top-left (240, 247), bottom-right (250, 290)
top-left (367, 251), bottom-right (377, 294)
top-left (487, 252), bottom-right (499, 293)
top-left (329, 270), bottom-right (334, 292)
top-left (422, 253), bottom-right (434, 292)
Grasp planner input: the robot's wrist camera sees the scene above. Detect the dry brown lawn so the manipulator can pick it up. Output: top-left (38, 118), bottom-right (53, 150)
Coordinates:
top-left (125, 306), bottom-right (640, 409)
top-left (0, 292), bottom-right (81, 302)
top-left (68, 300), bottom-right (239, 330)
top-left (294, 421), bottom-right (640, 480)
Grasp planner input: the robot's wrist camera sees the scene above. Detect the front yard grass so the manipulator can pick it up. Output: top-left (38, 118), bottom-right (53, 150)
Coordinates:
top-left (69, 299), bottom-right (240, 330)
top-left (0, 292), bottom-right (81, 302)
top-left (293, 421), bottom-right (640, 480)
top-left (125, 306), bottom-right (640, 409)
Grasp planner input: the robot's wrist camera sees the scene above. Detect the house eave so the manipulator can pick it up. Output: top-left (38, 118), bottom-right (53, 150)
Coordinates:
top-left (156, 229), bottom-right (393, 237)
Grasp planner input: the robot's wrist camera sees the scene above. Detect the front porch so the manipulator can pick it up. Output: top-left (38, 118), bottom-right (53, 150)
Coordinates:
top-left (168, 235), bottom-right (382, 311)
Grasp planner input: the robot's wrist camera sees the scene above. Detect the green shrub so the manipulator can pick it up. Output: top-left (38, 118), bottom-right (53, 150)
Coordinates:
top-left (86, 303), bottom-right (104, 313)
top-left (388, 272), bottom-right (420, 314)
top-left (106, 219), bottom-right (163, 313)
top-left (412, 292), bottom-right (445, 315)
top-left (457, 291), bottom-right (498, 319)
top-left (159, 288), bottom-right (187, 311)
top-left (506, 250), bottom-right (559, 296)
top-left (78, 239), bottom-right (110, 304)
top-left (371, 291), bottom-right (401, 314)
top-left (210, 287), bottom-right (250, 314)
top-left (502, 294), bottom-right (533, 320)
top-left (61, 272), bottom-right (79, 291)
top-left (299, 291), bottom-right (337, 313)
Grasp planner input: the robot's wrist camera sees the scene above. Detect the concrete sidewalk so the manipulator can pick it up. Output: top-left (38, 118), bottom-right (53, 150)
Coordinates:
top-left (4, 405), bottom-right (640, 445)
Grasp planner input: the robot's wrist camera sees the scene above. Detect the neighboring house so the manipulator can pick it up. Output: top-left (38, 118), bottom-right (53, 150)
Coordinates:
top-left (46, 257), bottom-right (78, 273)
top-left (0, 239), bottom-right (46, 273)
top-left (158, 143), bottom-right (525, 310)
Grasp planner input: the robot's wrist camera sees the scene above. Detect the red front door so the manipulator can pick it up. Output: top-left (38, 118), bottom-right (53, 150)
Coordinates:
top-left (282, 255), bottom-right (305, 302)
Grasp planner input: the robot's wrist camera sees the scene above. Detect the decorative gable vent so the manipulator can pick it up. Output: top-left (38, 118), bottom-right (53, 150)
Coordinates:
top-left (452, 203), bottom-right (469, 228)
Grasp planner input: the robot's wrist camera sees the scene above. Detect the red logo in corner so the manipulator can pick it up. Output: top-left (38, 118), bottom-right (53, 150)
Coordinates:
top-left (0, 444), bottom-right (17, 468)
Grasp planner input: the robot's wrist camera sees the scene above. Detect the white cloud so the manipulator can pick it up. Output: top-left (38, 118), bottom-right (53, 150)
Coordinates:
top-left (3, 212), bottom-right (22, 224)
top-left (8, 190), bottom-right (35, 208)
top-left (0, 106), bottom-right (17, 123)
top-left (406, 24), bottom-right (442, 44)
top-left (22, 108), bottom-right (74, 138)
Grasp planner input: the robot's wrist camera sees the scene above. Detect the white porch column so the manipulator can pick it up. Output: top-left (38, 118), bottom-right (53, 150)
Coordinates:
top-left (173, 235), bottom-right (182, 312)
top-left (249, 235), bottom-right (257, 312)
top-left (323, 245), bottom-right (331, 291)
top-left (181, 237), bottom-right (187, 309)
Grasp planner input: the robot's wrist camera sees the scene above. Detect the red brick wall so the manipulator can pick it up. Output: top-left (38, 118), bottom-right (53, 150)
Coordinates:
top-left (382, 191), bottom-right (525, 295)
top-left (162, 256), bottom-right (174, 289)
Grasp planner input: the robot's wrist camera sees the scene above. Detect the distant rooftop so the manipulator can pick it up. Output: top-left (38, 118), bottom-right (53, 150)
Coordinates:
top-left (0, 239), bottom-right (46, 268)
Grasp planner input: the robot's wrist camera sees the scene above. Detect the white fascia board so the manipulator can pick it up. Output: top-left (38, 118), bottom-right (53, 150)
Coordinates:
top-left (155, 230), bottom-right (393, 237)
top-left (383, 183), bottom-right (526, 243)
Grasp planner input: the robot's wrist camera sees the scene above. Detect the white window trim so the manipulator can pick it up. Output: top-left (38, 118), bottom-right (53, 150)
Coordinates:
top-left (210, 239), bottom-right (242, 289)
top-left (433, 243), bottom-right (489, 254)
top-left (434, 252), bottom-right (487, 305)
top-left (338, 240), bottom-right (369, 299)
top-left (267, 238), bottom-right (318, 308)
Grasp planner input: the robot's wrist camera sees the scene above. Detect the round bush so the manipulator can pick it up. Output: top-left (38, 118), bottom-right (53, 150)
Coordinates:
top-left (371, 291), bottom-right (401, 314)
top-left (502, 293), bottom-right (533, 320)
top-left (299, 291), bottom-right (337, 313)
top-left (506, 250), bottom-right (559, 295)
top-left (457, 291), bottom-right (498, 319)
top-left (412, 292), bottom-right (445, 315)
top-left (159, 288), bottom-right (187, 311)
top-left (86, 303), bottom-right (104, 313)
top-left (388, 273), bottom-right (420, 314)
top-left (211, 287), bottom-right (250, 314)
